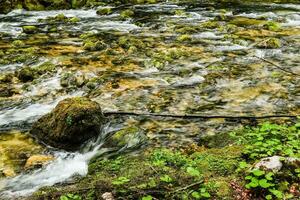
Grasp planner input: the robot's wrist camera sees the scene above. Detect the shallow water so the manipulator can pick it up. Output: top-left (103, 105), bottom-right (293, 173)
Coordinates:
top-left (0, 1), bottom-right (299, 198)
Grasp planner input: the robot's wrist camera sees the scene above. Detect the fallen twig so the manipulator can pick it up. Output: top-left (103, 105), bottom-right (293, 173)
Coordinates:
top-left (104, 111), bottom-right (297, 119)
top-left (254, 55), bottom-right (299, 76)
top-left (173, 180), bottom-right (204, 193)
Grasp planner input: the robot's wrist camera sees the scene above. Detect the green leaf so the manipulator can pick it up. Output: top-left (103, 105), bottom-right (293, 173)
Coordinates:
top-left (201, 192), bottom-right (211, 198)
top-left (269, 189), bottom-right (283, 199)
top-left (259, 179), bottom-right (272, 188)
top-left (112, 176), bottom-right (130, 185)
top-left (191, 191), bottom-right (201, 199)
top-left (239, 161), bottom-right (249, 169)
top-left (252, 169), bottom-right (265, 177)
top-left (60, 196), bottom-right (68, 200)
top-left (265, 172), bottom-right (274, 180)
top-left (246, 178), bottom-right (259, 188)
top-left (265, 195), bottom-right (272, 200)
top-left (142, 195), bottom-right (153, 200)
top-left (160, 175), bottom-right (173, 183)
top-left (186, 167), bottom-right (201, 177)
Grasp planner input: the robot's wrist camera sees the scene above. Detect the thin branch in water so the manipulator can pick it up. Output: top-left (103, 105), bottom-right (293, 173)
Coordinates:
top-left (254, 55), bottom-right (299, 76)
top-left (103, 111), bottom-right (297, 119)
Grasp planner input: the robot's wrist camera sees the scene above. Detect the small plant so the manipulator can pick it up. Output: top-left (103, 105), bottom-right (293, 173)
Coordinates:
top-left (186, 166), bottom-right (201, 177)
top-left (160, 174), bottom-right (173, 183)
top-left (141, 195), bottom-right (153, 200)
top-left (233, 122), bottom-right (300, 160)
top-left (233, 122), bottom-right (300, 199)
top-left (60, 193), bottom-right (82, 200)
top-left (66, 115), bottom-right (73, 126)
top-left (191, 187), bottom-right (211, 199)
top-left (112, 176), bottom-right (130, 185)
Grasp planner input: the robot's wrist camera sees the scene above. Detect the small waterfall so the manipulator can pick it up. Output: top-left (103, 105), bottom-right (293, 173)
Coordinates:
top-left (0, 124), bottom-right (116, 198)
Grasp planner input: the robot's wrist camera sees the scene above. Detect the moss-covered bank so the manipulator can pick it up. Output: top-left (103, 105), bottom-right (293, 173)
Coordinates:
top-left (28, 121), bottom-right (300, 200)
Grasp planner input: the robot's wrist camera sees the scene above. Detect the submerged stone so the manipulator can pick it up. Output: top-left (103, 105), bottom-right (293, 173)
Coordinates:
top-left (16, 67), bottom-right (36, 82)
top-left (97, 7), bottom-right (113, 15)
top-left (22, 25), bottom-right (39, 34)
top-left (30, 97), bottom-right (106, 151)
top-left (104, 126), bottom-right (147, 151)
top-left (257, 38), bottom-right (281, 49)
top-left (24, 154), bottom-right (54, 170)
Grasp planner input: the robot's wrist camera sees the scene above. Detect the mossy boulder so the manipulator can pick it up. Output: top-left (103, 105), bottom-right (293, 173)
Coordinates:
top-left (12, 40), bottom-right (25, 48)
top-left (257, 38), bottom-right (281, 49)
top-left (104, 126), bottom-right (147, 151)
top-left (0, 84), bottom-right (15, 97)
top-left (30, 97), bottom-right (106, 151)
top-left (24, 0), bottom-right (45, 11)
top-left (120, 9), bottom-right (135, 19)
top-left (22, 25), bottom-right (39, 34)
top-left (71, 0), bottom-right (86, 8)
top-left (96, 7), bottom-right (113, 15)
top-left (83, 40), bottom-right (107, 51)
top-left (16, 67), bottom-right (36, 82)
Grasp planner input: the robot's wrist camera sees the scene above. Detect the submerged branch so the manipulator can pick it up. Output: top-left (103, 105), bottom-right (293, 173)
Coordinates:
top-left (254, 55), bottom-right (299, 76)
top-left (104, 111), bottom-right (297, 119)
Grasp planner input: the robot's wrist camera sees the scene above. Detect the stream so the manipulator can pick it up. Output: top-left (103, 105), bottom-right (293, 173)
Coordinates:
top-left (0, 1), bottom-right (299, 199)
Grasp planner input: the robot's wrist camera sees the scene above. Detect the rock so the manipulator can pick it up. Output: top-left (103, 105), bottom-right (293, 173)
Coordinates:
top-left (1, 167), bottom-right (16, 177)
top-left (97, 7), bottom-right (113, 15)
top-left (24, 155), bottom-right (54, 170)
top-left (12, 40), bottom-right (25, 48)
top-left (0, 84), bottom-right (14, 97)
top-left (60, 72), bottom-right (86, 88)
top-left (104, 126), bottom-right (147, 151)
top-left (16, 67), bottom-right (36, 82)
top-left (255, 156), bottom-right (283, 172)
top-left (102, 192), bottom-right (114, 200)
top-left (257, 38), bottom-right (281, 49)
top-left (69, 17), bottom-right (80, 23)
top-left (71, 0), bottom-right (86, 9)
top-left (120, 9), bottom-right (135, 19)
top-left (255, 156), bottom-right (300, 172)
top-left (22, 25), bottom-right (39, 34)
top-left (83, 40), bottom-right (107, 51)
top-left (24, 0), bottom-right (44, 11)
top-left (30, 97), bottom-right (106, 151)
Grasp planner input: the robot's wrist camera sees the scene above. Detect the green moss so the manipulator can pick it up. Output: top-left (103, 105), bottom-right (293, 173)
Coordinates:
top-left (96, 7), bottom-right (112, 15)
top-left (83, 40), bottom-right (107, 51)
top-left (12, 40), bottom-right (25, 48)
top-left (69, 17), bottom-right (80, 23)
top-left (264, 21), bottom-right (281, 31)
top-left (22, 25), bottom-right (38, 34)
top-left (176, 34), bottom-right (192, 42)
top-left (24, 0), bottom-right (45, 11)
top-left (16, 67), bottom-right (36, 82)
top-left (35, 62), bottom-right (56, 74)
top-left (229, 17), bottom-right (266, 27)
top-left (257, 38), bottom-right (281, 49)
top-left (71, 0), bottom-right (86, 8)
top-left (200, 21), bottom-right (220, 29)
top-left (120, 9), bottom-right (134, 19)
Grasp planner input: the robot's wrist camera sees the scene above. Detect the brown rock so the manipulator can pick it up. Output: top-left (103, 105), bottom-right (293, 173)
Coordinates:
top-left (30, 97), bottom-right (106, 151)
top-left (24, 155), bottom-right (54, 170)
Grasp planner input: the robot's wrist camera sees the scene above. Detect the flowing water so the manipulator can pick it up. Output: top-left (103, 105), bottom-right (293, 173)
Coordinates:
top-left (0, 2), bottom-right (299, 199)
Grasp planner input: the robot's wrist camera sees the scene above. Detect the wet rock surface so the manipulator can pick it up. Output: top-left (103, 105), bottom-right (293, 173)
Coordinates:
top-left (30, 97), bottom-right (106, 151)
